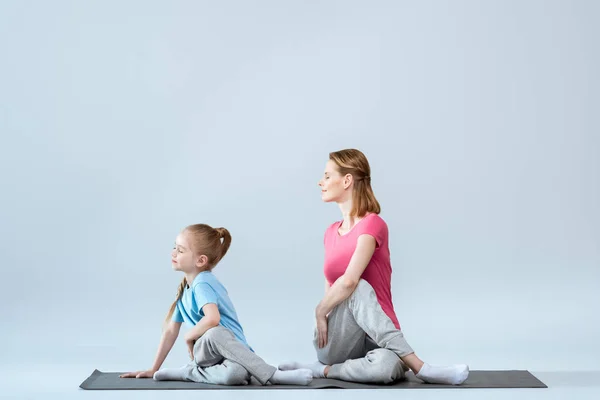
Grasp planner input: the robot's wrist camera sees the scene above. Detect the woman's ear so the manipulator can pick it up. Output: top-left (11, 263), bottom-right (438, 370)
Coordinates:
top-left (344, 174), bottom-right (353, 189)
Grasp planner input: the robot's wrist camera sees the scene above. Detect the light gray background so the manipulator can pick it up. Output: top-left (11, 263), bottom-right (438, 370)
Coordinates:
top-left (1, 0), bottom-right (599, 399)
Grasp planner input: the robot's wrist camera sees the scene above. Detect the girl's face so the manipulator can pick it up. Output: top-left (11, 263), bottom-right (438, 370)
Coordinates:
top-left (171, 232), bottom-right (208, 272)
top-left (318, 160), bottom-right (348, 203)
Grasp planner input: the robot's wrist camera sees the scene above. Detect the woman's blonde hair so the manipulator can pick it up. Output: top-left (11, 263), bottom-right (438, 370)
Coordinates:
top-left (329, 148), bottom-right (381, 217)
top-left (164, 224), bottom-right (232, 325)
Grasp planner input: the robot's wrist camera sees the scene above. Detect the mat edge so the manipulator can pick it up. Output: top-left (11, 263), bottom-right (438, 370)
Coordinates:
top-left (79, 369), bottom-right (102, 390)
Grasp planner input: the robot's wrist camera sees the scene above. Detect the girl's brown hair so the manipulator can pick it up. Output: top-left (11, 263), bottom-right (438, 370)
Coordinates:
top-left (329, 149), bottom-right (381, 217)
top-left (164, 224), bottom-right (232, 326)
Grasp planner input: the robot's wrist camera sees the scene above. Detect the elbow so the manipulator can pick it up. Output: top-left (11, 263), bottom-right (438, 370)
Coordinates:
top-left (341, 275), bottom-right (360, 290)
top-left (165, 327), bottom-right (179, 338)
top-left (206, 316), bottom-right (220, 328)
top-left (164, 322), bottom-right (181, 337)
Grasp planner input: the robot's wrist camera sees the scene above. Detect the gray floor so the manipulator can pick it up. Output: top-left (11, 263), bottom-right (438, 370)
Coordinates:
top-left (3, 364), bottom-right (599, 400)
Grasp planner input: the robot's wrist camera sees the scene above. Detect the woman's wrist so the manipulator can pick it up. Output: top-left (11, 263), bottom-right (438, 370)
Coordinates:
top-left (315, 303), bottom-right (328, 318)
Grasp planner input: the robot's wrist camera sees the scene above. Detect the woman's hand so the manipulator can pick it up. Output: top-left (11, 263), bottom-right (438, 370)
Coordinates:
top-left (119, 369), bottom-right (156, 379)
top-left (315, 307), bottom-right (329, 348)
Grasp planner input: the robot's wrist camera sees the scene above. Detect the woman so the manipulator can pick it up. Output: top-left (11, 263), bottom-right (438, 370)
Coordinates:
top-left (279, 149), bottom-right (469, 385)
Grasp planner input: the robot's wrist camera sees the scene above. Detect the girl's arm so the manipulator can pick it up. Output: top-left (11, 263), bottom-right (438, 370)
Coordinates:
top-left (183, 304), bottom-right (220, 358)
top-left (120, 320), bottom-right (182, 378)
top-left (150, 321), bottom-right (182, 371)
top-left (325, 279), bottom-right (330, 294)
top-left (316, 234), bottom-right (376, 318)
top-left (184, 303), bottom-right (220, 342)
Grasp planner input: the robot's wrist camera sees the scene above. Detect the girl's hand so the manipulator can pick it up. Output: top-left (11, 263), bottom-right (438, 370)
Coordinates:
top-left (186, 338), bottom-right (195, 360)
top-left (119, 369), bottom-right (156, 379)
top-left (184, 331), bottom-right (196, 360)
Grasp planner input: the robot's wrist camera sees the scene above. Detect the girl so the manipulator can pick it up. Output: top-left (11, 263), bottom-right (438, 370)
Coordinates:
top-left (120, 224), bottom-right (313, 386)
top-left (279, 149), bottom-right (470, 385)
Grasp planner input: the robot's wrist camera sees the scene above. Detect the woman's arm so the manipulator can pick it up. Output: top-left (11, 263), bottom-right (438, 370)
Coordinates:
top-left (316, 234), bottom-right (377, 318)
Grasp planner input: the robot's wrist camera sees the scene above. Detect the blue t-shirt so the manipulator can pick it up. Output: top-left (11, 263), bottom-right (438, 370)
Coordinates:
top-left (172, 271), bottom-right (253, 351)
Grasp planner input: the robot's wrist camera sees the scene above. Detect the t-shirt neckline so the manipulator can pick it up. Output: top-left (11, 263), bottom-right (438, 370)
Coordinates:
top-left (337, 213), bottom-right (373, 237)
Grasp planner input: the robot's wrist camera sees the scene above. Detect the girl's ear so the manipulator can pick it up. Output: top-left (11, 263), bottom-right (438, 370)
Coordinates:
top-left (196, 254), bottom-right (209, 269)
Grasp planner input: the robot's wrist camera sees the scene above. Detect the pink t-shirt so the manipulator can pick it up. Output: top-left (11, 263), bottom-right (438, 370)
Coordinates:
top-left (323, 213), bottom-right (400, 329)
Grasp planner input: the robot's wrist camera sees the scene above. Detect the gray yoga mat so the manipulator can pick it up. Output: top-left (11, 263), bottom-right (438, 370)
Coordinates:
top-left (80, 369), bottom-right (547, 390)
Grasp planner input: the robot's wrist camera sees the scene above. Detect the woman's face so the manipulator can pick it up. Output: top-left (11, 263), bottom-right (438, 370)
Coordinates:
top-left (318, 160), bottom-right (348, 203)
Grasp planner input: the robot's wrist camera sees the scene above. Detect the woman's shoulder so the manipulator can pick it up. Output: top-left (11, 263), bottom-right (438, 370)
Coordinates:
top-left (325, 219), bottom-right (341, 231)
top-left (327, 220), bottom-right (339, 229)
top-left (363, 212), bottom-right (388, 230)
top-left (323, 220), bottom-right (342, 241)
top-left (366, 212), bottom-right (386, 223)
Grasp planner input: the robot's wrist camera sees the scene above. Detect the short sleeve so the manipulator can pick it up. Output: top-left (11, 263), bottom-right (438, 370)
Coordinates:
top-left (360, 216), bottom-right (387, 249)
top-left (192, 283), bottom-right (219, 311)
top-left (171, 302), bottom-right (184, 322)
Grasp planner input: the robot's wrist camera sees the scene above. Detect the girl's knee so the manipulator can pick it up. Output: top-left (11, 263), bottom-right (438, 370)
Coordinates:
top-left (203, 325), bottom-right (226, 339)
top-left (213, 362), bottom-right (249, 385)
top-left (223, 366), bottom-right (249, 385)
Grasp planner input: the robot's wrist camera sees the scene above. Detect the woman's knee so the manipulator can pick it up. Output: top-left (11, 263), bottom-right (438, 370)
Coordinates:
top-left (365, 349), bottom-right (405, 383)
top-left (315, 344), bottom-right (333, 365)
top-left (351, 279), bottom-right (375, 299)
top-left (315, 343), bottom-right (346, 366)
top-left (356, 278), bottom-right (371, 289)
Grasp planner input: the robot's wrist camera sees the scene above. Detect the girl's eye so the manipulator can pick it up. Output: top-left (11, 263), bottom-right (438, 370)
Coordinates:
top-left (178, 250), bottom-right (183, 253)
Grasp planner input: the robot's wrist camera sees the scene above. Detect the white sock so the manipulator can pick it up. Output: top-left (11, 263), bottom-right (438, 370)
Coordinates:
top-left (153, 365), bottom-right (194, 381)
top-left (416, 363), bottom-right (469, 385)
top-left (278, 361), bottom-right (327, 378)
top-left (269, 369), bottom-right (313, 385)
